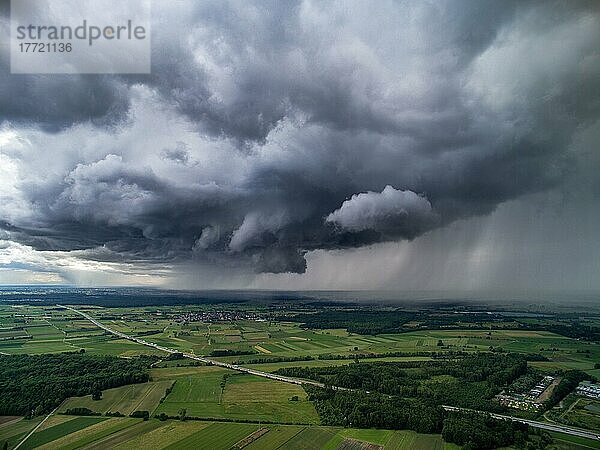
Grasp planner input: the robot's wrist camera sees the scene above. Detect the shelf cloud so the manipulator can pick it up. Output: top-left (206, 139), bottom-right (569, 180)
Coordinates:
top-left (0, 0), bottom-right (599, 283)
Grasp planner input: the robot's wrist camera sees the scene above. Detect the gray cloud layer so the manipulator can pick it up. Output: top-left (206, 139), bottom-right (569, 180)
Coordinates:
top-left (1, 0), bottom-right (599, 276)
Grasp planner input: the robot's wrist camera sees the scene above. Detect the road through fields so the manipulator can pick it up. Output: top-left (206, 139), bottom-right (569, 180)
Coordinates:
top-left (59, 305), bottom-right (333, 390)
top-left (61, 305), bottom-right (599, 442)
top-left (13, 407), bottom-right (58, 450)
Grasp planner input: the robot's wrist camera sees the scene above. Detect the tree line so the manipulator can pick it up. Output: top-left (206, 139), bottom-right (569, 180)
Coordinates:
top-left (287, 309), bottom-right (600, 342)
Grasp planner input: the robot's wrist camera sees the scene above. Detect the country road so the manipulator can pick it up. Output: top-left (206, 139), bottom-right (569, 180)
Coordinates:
top-left (13, 407), bottom-right (58, 450)
top-left (442, 406), bottom-right (600, 441)
top-left (61, 305), bottom-right (599, 442)
top-left (59, 305), bottom-right (333, 390)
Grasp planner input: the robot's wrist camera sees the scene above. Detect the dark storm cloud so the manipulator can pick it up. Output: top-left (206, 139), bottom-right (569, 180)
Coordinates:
top-left (147, 0), bottom-right (522, 143)
top-left (0, 2), bottom-right (130, 131)
top-left (0, 72), bottom-right (130, 131)
top-left (1, 0), bottom-right (599, 274)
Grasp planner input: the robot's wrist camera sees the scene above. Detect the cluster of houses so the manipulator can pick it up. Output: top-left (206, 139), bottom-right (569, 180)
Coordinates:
top-left (495, 375), bottom-right (556, 411)
top-left (526, 375), bottom-right (555, 400)
top-left (495, 393), bottom-right (543, 411)
top-left (497, 377), bottom-right (600, 411)
top-left (174, 310), bottom-right (265, 323)
top-left (576, 381), bottom-right (600, 399)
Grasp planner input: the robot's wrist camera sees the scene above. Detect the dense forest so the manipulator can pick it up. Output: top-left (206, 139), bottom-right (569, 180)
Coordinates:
top-left (518, 322), bottom-right (600, 341)
top-left (286, 309), bottom-right (536, 334)
top-left (288, 310), bottom-right (424, 334)
top-left (283, 354), bottom-right (552, 448)
top-left (276, 353), bottom-right (526, 411)
top-left (305, 386), bottom-right (443, 432)
top-left (442, 412), bottom-right (551, 449)
top-left (0, 353), bottom-right (155, 415)
top-left (288, 309), bottom-right (600, 341)
top-left (302, 388), bottom-right (544, 448)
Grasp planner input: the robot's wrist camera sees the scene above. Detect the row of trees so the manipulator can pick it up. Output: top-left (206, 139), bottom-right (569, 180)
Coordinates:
top-left (288, 310), bottom-right (512, 335)
top-left (544, 370), bottom-right (589, 409)
top-left (315, 350), bottom-right (471, 360)
top-left (231, 351), bottom-right (471, 365)
top-left (209, 349), bottom-right (256, 357)
top-left (233, 355), bottom-right (315, 365)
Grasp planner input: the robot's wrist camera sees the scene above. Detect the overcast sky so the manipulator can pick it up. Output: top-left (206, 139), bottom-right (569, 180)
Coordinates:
top-left (0, 0), bottom-right (599, 291)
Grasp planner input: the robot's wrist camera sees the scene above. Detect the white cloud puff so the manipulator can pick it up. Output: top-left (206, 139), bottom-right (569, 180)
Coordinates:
top-left (326, 185), bottom-right (437, 237)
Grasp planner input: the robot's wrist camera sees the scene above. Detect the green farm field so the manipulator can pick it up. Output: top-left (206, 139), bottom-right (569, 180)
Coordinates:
top-left (162, 422), bottom-right (259, 450)
top-left (0, 306), bottom-right (163, 357)
top-left (35, 418), bottom-right (141, 450)
top-left (20, 416), bottom-right (107, 450)
top-left (0, 416), bottom-right (568, 450)
top-left (154, 368), bottom-right (319, 424)
top-left (1, 418), bottom-right (481, 450)
top-left (549, 396), bottom-right (600, 433)
top-left (0, 417), bottom-right (42, 449)
top-left (60, 380), bottom-right (174, 416)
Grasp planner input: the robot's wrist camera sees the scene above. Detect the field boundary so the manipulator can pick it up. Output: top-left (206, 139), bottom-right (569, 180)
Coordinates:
top-left (13, 407), bottom-right (58, 450)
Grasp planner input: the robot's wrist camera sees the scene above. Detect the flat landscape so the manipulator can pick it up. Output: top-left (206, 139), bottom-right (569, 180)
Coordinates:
top-left (1, 295), bottom-right (599, 449)
top-left (153, 369), bottom-right (319, 424)
top-left (2, 416), bottom-right (460, 450)
top-left (2, 304), bottom-right (598, 379)
top-left (60, 381), bottom-right (174, 416)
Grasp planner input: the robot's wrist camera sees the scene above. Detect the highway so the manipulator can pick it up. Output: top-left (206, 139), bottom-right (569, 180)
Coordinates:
top-left (442, 406), bottom-right (600, 441)
top-left (60, 305), bottom-right (598, 442)
top-left (59, 305), bottom-right (334, 390)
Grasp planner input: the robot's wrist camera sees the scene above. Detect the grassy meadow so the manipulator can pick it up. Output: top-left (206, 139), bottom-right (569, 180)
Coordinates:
top-left (153, 368), bottom-right (319, 424)
top-left (60, 381), bottom-right (174, 416)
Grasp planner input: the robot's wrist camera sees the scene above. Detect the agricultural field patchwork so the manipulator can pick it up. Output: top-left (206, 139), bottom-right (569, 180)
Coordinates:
top-left (27, 420), bottom-right (314, 450)
top-left (1, 300), bottom-right (599, 450)
top-left (0, 417), bottom-right (42, 449)
top-left (547, 394), bottom-right (600, 433)
top-left (20, 416), bottom-right (107, 450)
